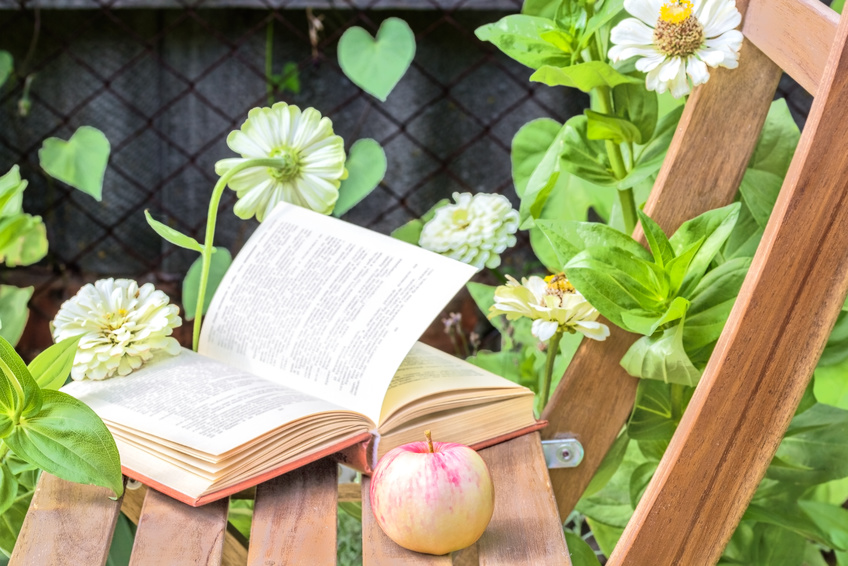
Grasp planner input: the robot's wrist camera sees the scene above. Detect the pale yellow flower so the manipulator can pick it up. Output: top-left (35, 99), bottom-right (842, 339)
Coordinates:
top-left (215, 102), bottom-right (346, 220)
top-left (52, 279), bottom-right (182, 380)
top-left (419, 192), bottom-right (519, 270)
top-left (489, 273), bottom-right (609, 341)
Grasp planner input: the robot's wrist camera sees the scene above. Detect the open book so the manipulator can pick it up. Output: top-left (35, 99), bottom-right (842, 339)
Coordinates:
top-left (63, 203), bottom-right (540, 506)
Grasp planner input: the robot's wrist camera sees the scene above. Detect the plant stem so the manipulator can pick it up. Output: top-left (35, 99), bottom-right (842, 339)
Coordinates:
top-left (265, 19), bottom-right (275, 106)
top-left (540, 329), bottom-right (564, 410)
top-left (192, 157), bottom-right (288, 351)
top-left (595, 86), bottom-right (638, 235)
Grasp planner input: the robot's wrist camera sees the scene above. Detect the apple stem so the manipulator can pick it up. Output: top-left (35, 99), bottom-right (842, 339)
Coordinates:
top-left (425, 430), bottom-right (434, 453)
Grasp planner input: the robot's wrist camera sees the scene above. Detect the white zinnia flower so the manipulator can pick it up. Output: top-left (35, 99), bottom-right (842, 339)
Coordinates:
top-left (52, 278), bottom-right (182, 381)
top-left (419, 192), bottom-right (519, 270)
top-left (215, 102), bottom-right (346, 221)
top-left (489, 273), bottom-right (609, 342)
top-left (609, 0), bottom-right (743, 98)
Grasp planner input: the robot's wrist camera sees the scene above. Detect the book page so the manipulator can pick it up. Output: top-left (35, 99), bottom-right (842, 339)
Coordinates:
top-left (379, 342), bottom-right (527, 424)
top-left (198, 202), bottom-right (477, 422)
top-left (62, 350), bottom-right (364, 456)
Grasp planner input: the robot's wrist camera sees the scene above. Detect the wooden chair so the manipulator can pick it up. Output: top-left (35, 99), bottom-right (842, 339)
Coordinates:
top-left (8, 0), bottom-right (848, 564)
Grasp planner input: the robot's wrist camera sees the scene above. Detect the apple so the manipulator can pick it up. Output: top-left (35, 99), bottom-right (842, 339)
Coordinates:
top-left (369, 431), bottom-right (495, 555)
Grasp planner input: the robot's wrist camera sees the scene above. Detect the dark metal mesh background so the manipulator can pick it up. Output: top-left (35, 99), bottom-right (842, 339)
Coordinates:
top-left (0, 0), bottom-right (814, 355)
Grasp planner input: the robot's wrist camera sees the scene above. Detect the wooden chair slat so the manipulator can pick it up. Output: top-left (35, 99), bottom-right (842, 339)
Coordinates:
top-left (608, 11), bottom-right (848, 566)
top-left (10, 473), bottom-right (122, 566)
top-left (542, 31), bottom-right (781, 520)
top-left (247, 458), bottom-right (338, 566)
top-left (120, 484), bottom-right (247, 566)
top-left (129, 488), bottom-right (228, 566)
top-left (476, 433), bottom-right (571, 566)
top-left (743, 0), bottom-right (838, 95)
top-left (361, 477), bottom-right (452, 566)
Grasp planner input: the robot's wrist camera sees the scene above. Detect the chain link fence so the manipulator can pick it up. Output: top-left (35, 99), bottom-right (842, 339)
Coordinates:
top-left (0, 0), bottom-right (815, 356)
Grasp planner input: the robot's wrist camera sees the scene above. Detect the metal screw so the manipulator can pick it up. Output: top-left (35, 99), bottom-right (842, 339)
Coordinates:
top-left (560, 449), bottom-right (572, 461)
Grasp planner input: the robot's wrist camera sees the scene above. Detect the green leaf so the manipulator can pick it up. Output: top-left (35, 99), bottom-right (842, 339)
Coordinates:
top-left (683, 257), bottom-right (750, 355)
top-left (0, 336), bottom-right (41, 420)
top-left (0, 215), bottom-right (47, 268)
top-left (566, 252), bottom-right (665, 326)
top-left (577, 440), bottom-right (647, 529)
top-left (337, 18), bottom-right (415, 102)
top-left (530, 61), bottom-right (641, 92)
top-left (338, 501), bottom-right (362, 522)
top-left (0, 285), bottom-right (33, 346)
top-left (584, 430), bottom-right (629, 498)
top-left (768, 403), bottom-right (848, 485)
top-left (613, 83), bottom-right (658, 147)
top-left (520, 0), bottom-right (559, 17)
top-left (475, 15), bottom-right (570, 70)
top-left (28, 335), bottom-right (82, 391)
top-left (798, 500), bottom-right (848, 551)
top-left (585, 110), bottom-right (642, 144)
top-left (0, 166), bottom-right (27, 217)
top-left (389, 199), bottom-right (450, 245)
top-left (723, 522), bottom-right (807, 566)
top-left (334, 139), bottom-right (386, 217)
top-left (617, 105), bottom-right (683, 190)
top-left (0, 51), bottom-right (12, 90)
top-left (722, 200), bottom-right (762, 261)
top-left (585, 518), bottom-right (624, 558)
top-left (4, 389), bottom-right (123, 497)
top-left (664, 237), bottom-right (703, 297)
top-left (669, 203), bottom-right (740, 297)
top-left (0, 491), bottom-right (29, 557)
top-left (637, 208), bottom-right (673, 267)
top-left (512, 118), bottom-right (562, 198)
top-left (182, 247), bottom-right (233, 321)
top-left (629, 461), bottom-right (657, 508)
top-left (536, 219), bottom-right (652, 269)
top-left (833, 0), bottom-right (845, 13)
top-left (815, 358), bottom-right (848, 410)
top-left (621, 320), bottom-right (701, 385)
top-left (0, 463), bottom-right (16, 516)
top-left (743, 502), bottom-right (838, 549)
top-left (628, 380), bottom-right (675, 440)
top-left (564, 532), bottom-right (602, 566)
top-left (144, 210), bottom-right (203, 252)
top-left (38, 126), bottom-right (110, 201)
top-left (558, 115), bottom-right (617, 187)
top-left (820, 311), bottom-right (848, 367)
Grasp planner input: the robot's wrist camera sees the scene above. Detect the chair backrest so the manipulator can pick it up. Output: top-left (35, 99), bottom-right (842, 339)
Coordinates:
top-left (541, 1), bottom-right (847, 563)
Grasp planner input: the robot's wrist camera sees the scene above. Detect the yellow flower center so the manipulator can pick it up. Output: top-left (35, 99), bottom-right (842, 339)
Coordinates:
top-left (654, 1), bottom-right (704, 58)
top-left (660, 0), bottom-right (692, 24)
top-left (544, 273), bottom-right (575, 300)
top-left (267, 146), bottom-right (303, 183)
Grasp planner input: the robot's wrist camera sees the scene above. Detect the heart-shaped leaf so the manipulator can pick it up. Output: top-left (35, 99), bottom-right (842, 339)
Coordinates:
top-left (183, 247), bottom-right (233, 321)
top-left (0, 285), bottom-right (33, 346)
top-left (28, 335), bottom-right (82, 391)
top-left (338, 18), bottom-right (416, 102)
top-left (145, 210), bottom-right (204, 253)
top-left (333, 139), bottom-right (386, 217)
top-left (4, 389), bottom-right (123, 497)
top-left (39, 126), bottom-right (110, 201)
top-left (0, 51), bottom-right (11, 90)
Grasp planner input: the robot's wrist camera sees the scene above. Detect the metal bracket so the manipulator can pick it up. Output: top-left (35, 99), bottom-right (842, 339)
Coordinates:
top-left (542, 438), bottom-right (584, 469)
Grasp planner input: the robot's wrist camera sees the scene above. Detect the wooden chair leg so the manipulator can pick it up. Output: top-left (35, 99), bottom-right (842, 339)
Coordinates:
top-left (541, 29), bottom-right (782, 519)
top-left (609, 8), bottom-right (848, 565)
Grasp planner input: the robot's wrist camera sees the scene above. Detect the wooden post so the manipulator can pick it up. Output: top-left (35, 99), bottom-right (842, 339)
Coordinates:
top-left (609, 4), bottom-right (848, 564)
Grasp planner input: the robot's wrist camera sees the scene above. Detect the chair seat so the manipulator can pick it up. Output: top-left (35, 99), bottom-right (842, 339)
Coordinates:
top-left (9, 432), bottom-right (571, 566)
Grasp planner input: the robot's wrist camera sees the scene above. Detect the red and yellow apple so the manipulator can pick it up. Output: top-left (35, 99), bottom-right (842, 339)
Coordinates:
top-left (369, 431), bottom-right (495, 555)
